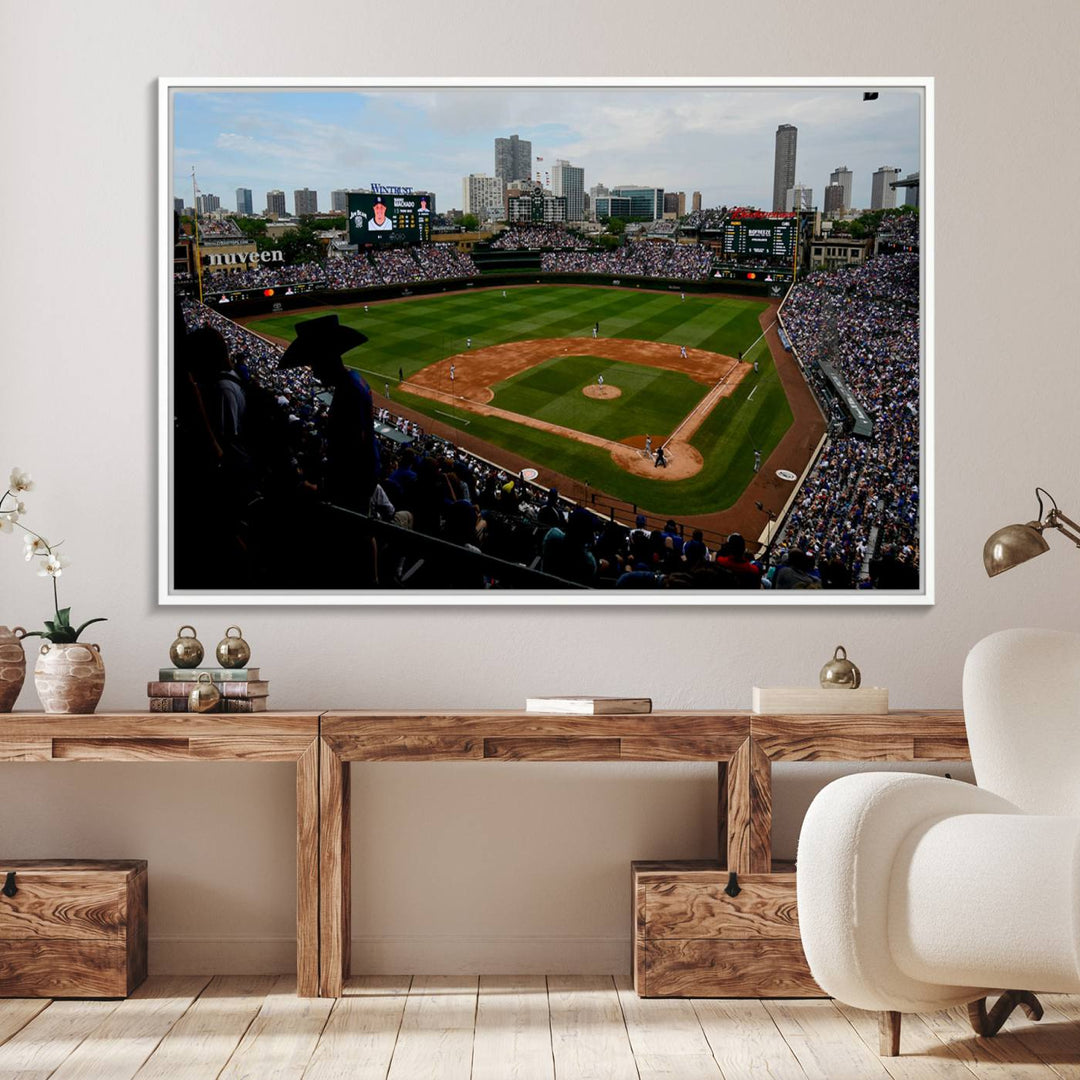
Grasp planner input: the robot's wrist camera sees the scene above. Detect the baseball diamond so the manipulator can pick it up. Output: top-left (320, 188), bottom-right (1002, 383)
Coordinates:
top-left (244, 285), bottom-right (822, 534)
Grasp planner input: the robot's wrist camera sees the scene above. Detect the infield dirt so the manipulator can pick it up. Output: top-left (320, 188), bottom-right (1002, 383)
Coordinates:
top-left (402, 337), bottom-right (748, 482)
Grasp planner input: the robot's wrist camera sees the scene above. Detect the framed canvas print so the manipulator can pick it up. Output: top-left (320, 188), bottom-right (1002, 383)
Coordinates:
top-left (159, 76), bottom-right (932, 605)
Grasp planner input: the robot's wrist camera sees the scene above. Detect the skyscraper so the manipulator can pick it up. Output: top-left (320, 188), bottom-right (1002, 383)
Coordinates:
top-left (266, 190), bottom-right (286, 217)
top-left (829, 166), bottom-right (853, 212)
top-left (551, 159), bottom-right (585, 221)
top-left (663, 191), bottom-right (687, 217)
top-left (195, 193), bottom-right (220, 214)
top-left (823, 183), bottom-right (846, 216)
top-left (871, 166), bottom-right (900, 210)
top-left (462, 174), bottom-right (506, 221)
top-left (494, 135), bottom-right (532, 183)
top-left (785, 184), bottom-right (813, 212)
top-left (772, 125), bottom-right (798, 212)
top-left (692, 191), bottom-right (702, 212)
top-left (173, 196), bottom-right (184, 215)
top-left (294, 188), bottom-right (318, 215)
top-left (901, 171), bottom-right (920, 209)
top-left (235, 187), bottom-right (253, 215)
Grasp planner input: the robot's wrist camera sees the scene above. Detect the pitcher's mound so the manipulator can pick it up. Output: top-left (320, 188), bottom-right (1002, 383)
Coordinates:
top-left (583, 384), bottom-right (621, 399)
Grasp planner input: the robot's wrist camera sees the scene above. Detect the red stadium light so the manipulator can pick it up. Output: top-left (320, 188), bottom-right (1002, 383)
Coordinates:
top-left (746, 272), bottom-right (757, 280)
top-left (264, 288), bottom-right (275, 297)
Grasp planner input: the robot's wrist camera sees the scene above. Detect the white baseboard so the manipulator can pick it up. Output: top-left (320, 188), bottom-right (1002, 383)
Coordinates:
top-left (148, 935), bottom-right (630, 975)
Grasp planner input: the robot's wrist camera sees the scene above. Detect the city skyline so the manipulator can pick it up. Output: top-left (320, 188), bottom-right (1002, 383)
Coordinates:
top-left (172, 86), bottom-right (921, 216)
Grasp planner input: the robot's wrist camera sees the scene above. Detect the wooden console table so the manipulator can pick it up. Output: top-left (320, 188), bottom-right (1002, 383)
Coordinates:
top-left (318, 709), bottom-right (969, 998)
top-left (0, 712), bottom-right (322, 997)
top-left (2, 709), bottom-right (972, 999)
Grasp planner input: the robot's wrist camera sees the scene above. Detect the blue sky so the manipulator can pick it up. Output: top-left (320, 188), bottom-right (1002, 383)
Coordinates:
top-left (172, 86), bottom-right (922, 215)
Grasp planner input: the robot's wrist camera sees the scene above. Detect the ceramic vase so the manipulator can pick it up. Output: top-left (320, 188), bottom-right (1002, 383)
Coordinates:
top-left (0, 626), bottom-right (27, 712)
top-left (34, 642), bottom-right (106, 714)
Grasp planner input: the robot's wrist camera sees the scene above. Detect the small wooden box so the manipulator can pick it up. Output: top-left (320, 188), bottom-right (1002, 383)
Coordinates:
top-left (752, 686), bottom-right (889, 714)
top-left (0, 859), bottom-right (148, 998)
top-left (632, 860), bottom-right (822, 998)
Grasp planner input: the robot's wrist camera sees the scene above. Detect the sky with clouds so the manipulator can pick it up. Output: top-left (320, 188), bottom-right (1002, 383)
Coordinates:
top-left (172, 86), bottom-right (922, 216)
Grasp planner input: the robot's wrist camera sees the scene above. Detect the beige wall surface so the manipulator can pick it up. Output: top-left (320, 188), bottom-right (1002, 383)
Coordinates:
top-left (2, 0), bottom-right (1077, 973)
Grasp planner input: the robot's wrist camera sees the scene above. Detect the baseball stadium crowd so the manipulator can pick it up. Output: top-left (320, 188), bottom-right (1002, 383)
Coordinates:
top-left (776, 251), bottom-right (920, 587)
top-left (540, 241), bottom-right (712, 280)
top-left (180, 245), bottom-right (479, 294)
top-left (875, 211), bottom-right (920, 249)
top-left (679, 208), bottom-right (729, 232)
top-left (195, 217), bottom-right (246, 238)
top-left (490, 225), bottom-right (583, 250)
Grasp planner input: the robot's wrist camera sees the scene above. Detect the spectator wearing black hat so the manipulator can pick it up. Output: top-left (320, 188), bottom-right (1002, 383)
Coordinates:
top-left (280, 314), bottom-right (378, 511)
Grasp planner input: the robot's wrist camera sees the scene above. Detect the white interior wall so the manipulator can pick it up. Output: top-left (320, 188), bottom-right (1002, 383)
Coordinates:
top-left (2, 0), bottom-right (1077, 974)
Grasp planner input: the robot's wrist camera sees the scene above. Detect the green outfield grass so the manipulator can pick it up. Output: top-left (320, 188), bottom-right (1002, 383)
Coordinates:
top-left (491, 354), bottom-right (705, 442)
top-left (245, 286), bottom-right (790, 515)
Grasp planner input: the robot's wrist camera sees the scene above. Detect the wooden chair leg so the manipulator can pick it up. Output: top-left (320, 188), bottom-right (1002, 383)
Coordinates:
top-left (968, 991), bottom-right (1044, 1038)
top-left (879, 1010), bottom-right (902, 1056)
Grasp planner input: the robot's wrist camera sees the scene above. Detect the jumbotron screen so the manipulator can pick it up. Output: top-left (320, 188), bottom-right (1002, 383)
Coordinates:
top-left (723, 219), bottom-right (795, 260)
top-left (348, 192), bottom-right (433, 245)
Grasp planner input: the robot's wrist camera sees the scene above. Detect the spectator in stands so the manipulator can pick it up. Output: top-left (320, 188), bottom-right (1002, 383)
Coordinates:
top-left (713, 533), bottom-right (762, 588)
top-left (280, 315), bottom-right (378, 511)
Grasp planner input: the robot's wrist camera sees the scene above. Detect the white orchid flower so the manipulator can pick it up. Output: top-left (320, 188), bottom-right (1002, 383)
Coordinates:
top-left (8, 469), bottom-right (33, 493)
top-left (23, 534), bottom-right (49, 560)
top-left (0, 515), bottom-right (12, 535)
top-left (38, 553), bottom-right (70, 578)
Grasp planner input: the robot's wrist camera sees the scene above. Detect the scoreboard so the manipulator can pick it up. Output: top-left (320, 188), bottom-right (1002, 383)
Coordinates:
top-left (348, 192), bottom-right (434, 246)
top-left (722, 218), bottom-right (796, 260)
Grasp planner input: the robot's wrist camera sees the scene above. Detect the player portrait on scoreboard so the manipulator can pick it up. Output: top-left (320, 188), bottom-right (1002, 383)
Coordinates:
top-left (368, 197), bottom-right (393, 231)
top-left (419, 196), bottom-right (429, 214)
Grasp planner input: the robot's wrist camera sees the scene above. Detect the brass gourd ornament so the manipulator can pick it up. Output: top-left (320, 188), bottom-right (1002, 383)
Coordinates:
top-left (169, 625), bottom-right (204, 668)
top-left (215, 626), bottom-right (251, 669)
top-left (188, 672), bottom-right (221, 713)
top-left (820, 645), bottom-right (861, 689)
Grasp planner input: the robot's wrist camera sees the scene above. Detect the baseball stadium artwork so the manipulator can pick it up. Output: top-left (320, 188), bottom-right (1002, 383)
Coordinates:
top-left (160, 78), bottom-right (931, 604)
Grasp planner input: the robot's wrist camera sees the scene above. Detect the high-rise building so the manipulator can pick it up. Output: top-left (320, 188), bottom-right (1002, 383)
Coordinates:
top-left (692, 191), bottom-right (702, 212)
top-left (294, 188), bottom-right (318, 215)
top-left (611, 186), bottom-right (665, 220)
top-left (195, 193), bottom-right (220, 214)
top-left (785, 184), bottom-right (813, 212)
top-left (829, 166), bottom-right (853, 212)
top-left (494, 135), bottom-right (532, 183)
top-left (663, 191), bottom-right (687, 218)
top-left (266, 190), bottom-right (286, 217)
top-left (772, 125), bottom-right (798, 212)
top-left (235, 188), bottom-right (253, 215)
top-left (871, 166), bottom-right (900, 210)
top-left (823, 183), bottom-right (846, 216)
top-left (462, 173), bottom-right (506, 221)
top-left (331, 188), bottom-right (367, 212)
top-left (173, 196), bottom-right (184, 215)
top-left (551, 159), bottom-right (585, 221)
top-left (900, 171), bottom-right (920, 209)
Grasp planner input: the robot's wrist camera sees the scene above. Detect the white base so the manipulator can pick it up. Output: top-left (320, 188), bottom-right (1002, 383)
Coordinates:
top-left (148, 935), bottom-right (630, 976)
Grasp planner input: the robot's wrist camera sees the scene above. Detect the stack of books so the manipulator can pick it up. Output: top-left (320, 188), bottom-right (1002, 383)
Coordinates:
top-left (147, 668), bottom-right (269, 713)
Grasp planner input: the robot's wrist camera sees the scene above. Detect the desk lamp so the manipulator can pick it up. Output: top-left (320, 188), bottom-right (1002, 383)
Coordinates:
top-left (983, 488), bottom-right (1080, 577)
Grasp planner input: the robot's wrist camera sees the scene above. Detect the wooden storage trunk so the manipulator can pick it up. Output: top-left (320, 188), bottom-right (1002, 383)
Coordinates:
top-left (632, 860), bottom-right (822, 998)
top-left (0, 859), bottom-right (148, 998)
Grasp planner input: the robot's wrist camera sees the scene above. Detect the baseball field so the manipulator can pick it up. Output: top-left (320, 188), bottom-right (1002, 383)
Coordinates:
top-left (244, 285), bottom-right (798, 518)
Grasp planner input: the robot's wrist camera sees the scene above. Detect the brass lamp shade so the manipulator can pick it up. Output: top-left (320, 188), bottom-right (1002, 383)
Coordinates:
top-left (983, 522), bottom-right (1050, 577)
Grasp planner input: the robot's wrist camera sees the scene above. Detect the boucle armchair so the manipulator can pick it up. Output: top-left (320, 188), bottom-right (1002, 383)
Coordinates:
top-left (797, 628), bottom-right (1080, 1055)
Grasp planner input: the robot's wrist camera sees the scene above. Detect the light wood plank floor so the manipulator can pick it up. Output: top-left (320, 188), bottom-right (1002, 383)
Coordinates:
top-left (2, 976), bottom-right (1078, 1080)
